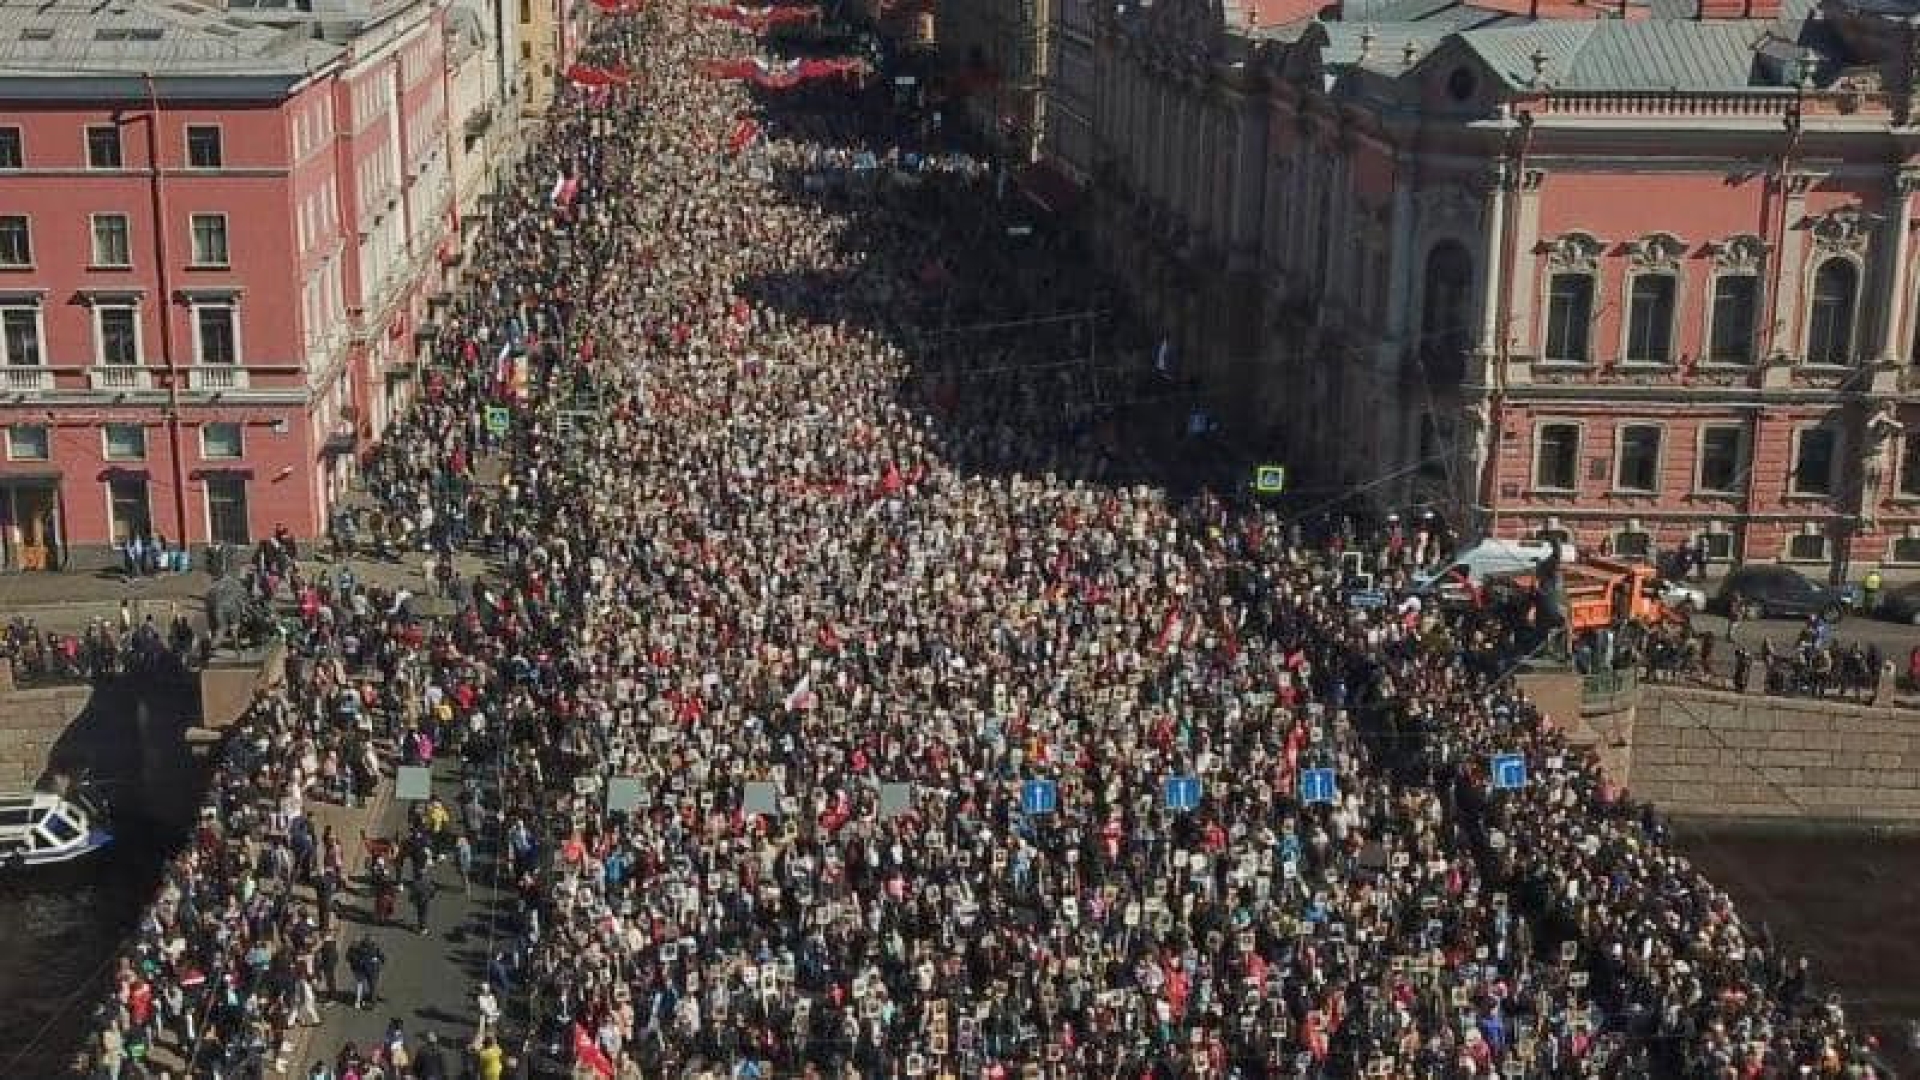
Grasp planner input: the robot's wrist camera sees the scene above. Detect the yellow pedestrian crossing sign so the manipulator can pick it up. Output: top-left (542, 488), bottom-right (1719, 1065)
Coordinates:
top-left (1254, 465), bottom-right (1286, 495)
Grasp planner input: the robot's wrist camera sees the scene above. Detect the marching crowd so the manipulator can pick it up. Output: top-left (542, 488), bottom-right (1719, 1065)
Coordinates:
top-left (78, 2), bottom-right (1893, 1079)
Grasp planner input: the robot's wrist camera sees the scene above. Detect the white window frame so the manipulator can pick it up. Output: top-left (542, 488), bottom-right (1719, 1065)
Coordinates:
top-left (189, 212), bottom-right (230, 268)
top-left (1613, 422), bottom-right (1664, 494)
top-left (203, 471), bottom-right (251, 547)
top-left (0, 303), bottom-right (45, 367)
top-left (84, 124), bottom-right (122, 170)
top-left (93, 302), bottom-right (143, 367)
top-left (1789, 425), bottom-right (1841, 497)
top-left (1899, 430), bottom-right (1920, 499)
top-left (6, 423), bottom-right (48, 461)
top-left (1784, 531), bottom-right (1830, 564)
top-left (184, 123), bottom-right (224, 170)
top-left (200, 421), bottom-right (244, 460)
top-left (101, 423), bottom-right (147, 462)
top-left (1532, 420), bottom-right (1584, 493)
top-left (1612, 529), bottom-right (1653, 560)
top-left (89, 212), bottom-right (132, 269)
top-left (1696, 529), bottom-right (1734, 563)
top-left (1802, 255), bottom-right (1864, 367)
top-left (1540, 271), bottom-right (1597, 365)
top-left (1619, 270), bottom-right (1680, 367)
top-left (1694, 423), bottom-right (1748, 495)
top-left (1703, 271), bottom-right (1761, 366)
top-left (0, 214), bottom-right (31, 267)
top-left (190, 301), bottom-right (242, 366)
top-left (1887, 534), bottom-right (1920, 565)
top-left (105, 475), bottom-right (150, 545)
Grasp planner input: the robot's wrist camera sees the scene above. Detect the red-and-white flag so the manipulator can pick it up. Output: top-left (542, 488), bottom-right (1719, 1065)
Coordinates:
top-left (783, 674), bottom-right (816, 712)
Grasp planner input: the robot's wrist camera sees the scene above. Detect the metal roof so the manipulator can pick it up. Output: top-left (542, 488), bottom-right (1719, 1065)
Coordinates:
top-left (0, 0), bottom-right (342, 79)
top-left (1457, 20), bottom-right (1772, 90)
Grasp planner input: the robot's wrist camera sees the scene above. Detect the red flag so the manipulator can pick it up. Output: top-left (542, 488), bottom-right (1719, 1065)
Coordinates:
top-left (572, 1023), bottom-right (615, 1079)
top-left (725, 116), bottom-right (760, 155)
top-left (1154, 604), bottom-right (1182, 653)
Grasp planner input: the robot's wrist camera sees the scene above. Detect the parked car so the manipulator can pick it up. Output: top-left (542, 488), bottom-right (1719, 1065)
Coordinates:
top-left (1653, 578), bottom-right (1708, 614)
top-left (1876, 582), bottom-right (1920, 625)
top-left (1714, 566), bottom-right (1849, 621)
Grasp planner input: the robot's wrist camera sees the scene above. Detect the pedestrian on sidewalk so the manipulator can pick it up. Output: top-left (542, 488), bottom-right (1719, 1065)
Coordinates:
top-left (409, 873), bottom-right (437, 934)
top-left (475, 983), bottom-right (501, 1038)
top-left (348, 936), bottom-right (386, 1009)
top-left (294, 969), bottom-right (323, 1027)
top-left (454, 832), bottom-right (474, 893)
top-left (317, 930), bottom-right (341, 1003)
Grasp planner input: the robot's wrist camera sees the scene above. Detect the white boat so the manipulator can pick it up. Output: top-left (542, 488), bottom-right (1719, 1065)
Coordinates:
top-left (0, 792), bottom-right (111, 868)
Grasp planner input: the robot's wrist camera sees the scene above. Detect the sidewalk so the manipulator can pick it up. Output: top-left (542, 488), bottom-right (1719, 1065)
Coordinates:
top-left (0, 549), bottom-right (494, 637)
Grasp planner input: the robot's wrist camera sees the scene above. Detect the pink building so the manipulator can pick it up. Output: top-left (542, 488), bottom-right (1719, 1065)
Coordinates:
top-left (0, 0), bottom-right (456, 569)
top-left (1088, 0), bottom-right (1920, 577)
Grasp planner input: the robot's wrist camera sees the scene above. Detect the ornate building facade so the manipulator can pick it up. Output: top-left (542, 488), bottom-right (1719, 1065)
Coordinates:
top-left (1083, 0), bottom-right (1920, 573)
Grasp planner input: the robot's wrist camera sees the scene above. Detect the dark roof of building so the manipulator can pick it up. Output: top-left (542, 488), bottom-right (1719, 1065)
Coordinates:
top-left (1248, 0), bottom-right (1843, 91)
top-left (0, 0), bottom-right (341, 78)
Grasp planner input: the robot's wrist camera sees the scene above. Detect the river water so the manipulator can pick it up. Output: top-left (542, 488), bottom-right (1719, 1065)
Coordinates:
top-left (0, 822), bottom-right (1908, 1075)
top-left (0, 817), bottom-right (174, 1076)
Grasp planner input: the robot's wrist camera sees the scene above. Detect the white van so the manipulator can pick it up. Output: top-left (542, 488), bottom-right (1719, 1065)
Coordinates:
top-left (1411, 537), bottom-right (1575, 601)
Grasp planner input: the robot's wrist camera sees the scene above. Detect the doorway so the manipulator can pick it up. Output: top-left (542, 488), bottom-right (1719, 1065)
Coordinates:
top-left (107, 476), bottom-right (151, 546)
top-left (205, 474), bottom-right (250, 546)
top-left (4, 484), bottom-right (60, 570)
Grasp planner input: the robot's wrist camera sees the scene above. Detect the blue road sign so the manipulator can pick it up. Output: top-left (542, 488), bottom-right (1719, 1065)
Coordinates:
top-left (1299, 768), bottom-right (1337, 805)
top-left (1164, 775), bottom-right (1202, 812)
top-left (1021, 779), bottom-right (1058, 816)
top-left (1491, 754), bottom-right (1528, 791)
top-left (1347, 590), bottom-right (1388, 610)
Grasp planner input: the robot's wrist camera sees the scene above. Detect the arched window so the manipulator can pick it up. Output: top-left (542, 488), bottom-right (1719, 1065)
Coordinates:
top-left (1420, 240), bottom-right (1473, 381)
top-left (1805, 259), bottom-right (1858, 365)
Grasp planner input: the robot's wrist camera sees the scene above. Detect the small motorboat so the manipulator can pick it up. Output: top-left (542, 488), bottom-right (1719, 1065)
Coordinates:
top-left (0, 791), bottom-right (111, 868)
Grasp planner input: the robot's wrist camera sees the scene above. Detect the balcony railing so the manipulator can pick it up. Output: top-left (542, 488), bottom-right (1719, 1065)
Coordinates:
top-left (89, 365), bottom-right (153, 392)
top-left (0, 366), bottom-right (54, 393)
top-left (187, 365), bottom-right (250, 392)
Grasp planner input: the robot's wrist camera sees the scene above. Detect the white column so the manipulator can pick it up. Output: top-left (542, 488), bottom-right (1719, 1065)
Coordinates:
top-left (1506, 169), bottom-right (1545, 361)
top-left (1476, 163), bottom-right (1510, 360)
top-left (1875, 168), bottom-right (1919, 366)
top-left (1769, 172), bottom-right (1814, 365)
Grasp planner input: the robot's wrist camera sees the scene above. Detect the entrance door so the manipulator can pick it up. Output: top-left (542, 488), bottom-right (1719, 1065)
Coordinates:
top-left (11, 486), bottom-right (57, 570)
top-left (107, 476), bottom-right (151, 546)
top-left (205, 474), bottom-right (250, 546)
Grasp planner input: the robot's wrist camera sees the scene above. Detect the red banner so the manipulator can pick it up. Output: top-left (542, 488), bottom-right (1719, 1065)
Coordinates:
top-left (590, 0), bottom-right (644, 12)
top-left (697, 3), bottom-right (821, 30)
top-left (700, 56), bottom-right (863, 89)
top-left (566, 63), bottom-right (634, 87)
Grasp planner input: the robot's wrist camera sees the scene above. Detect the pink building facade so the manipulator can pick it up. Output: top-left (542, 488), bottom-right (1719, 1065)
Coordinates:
top-left (1087, 0), bottom-right (1920, 577)
top-left (0, 0), bottom-right (455, 568)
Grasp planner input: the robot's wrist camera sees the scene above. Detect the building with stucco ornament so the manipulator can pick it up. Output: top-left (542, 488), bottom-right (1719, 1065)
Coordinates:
top-left (1065, 0), bottom-right (1920, 573)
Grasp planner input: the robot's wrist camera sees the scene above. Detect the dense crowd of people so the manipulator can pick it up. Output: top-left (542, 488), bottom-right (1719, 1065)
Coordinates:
top-left (74, 2), bottom-right (1896, 1078)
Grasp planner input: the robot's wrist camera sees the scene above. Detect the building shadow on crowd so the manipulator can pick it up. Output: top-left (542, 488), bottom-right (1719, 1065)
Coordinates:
top-left (730, 86), bottom-right (1245, 502)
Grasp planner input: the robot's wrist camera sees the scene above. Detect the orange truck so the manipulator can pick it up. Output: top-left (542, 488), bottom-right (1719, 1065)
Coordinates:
top-left (1482, 555), bottom-right (1690, 633)
top-left (1554, 556), bottom-right (1689, 633)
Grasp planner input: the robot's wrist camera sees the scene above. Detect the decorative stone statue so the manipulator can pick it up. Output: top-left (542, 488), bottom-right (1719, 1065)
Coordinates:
top-left (204, 576), bottom-right (251, 652)
top-left (1860, 403), bottom-right (1904, 528)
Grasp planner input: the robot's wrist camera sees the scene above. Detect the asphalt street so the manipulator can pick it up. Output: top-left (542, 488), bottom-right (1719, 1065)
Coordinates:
top-left (292, 752), bottom-right (520, 1079)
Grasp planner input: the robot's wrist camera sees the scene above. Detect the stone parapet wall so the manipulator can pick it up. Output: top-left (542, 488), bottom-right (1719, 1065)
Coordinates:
top-left (1631, 687), bottom-right (1920, 825)
top-left (0, 684), bottom-right (94, 788)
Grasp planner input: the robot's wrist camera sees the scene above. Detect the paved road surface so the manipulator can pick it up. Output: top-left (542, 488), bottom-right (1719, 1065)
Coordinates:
top-left (290, 751), bottom-right (519, 1079)
top-left (1676, 829), bottom-right (1920, 1076)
